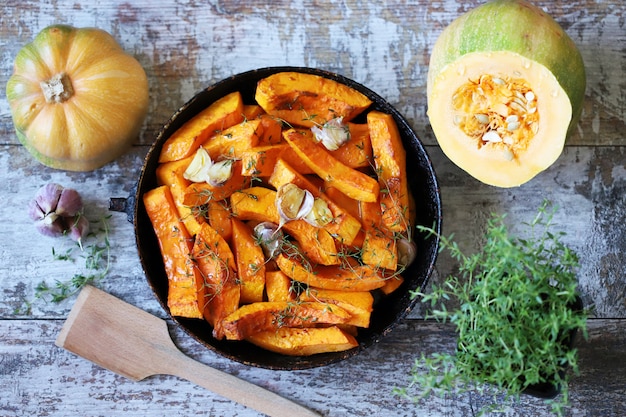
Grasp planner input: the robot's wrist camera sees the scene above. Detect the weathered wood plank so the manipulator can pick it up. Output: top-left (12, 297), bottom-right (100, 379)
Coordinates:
top-left (0, 318), bottom-right (624, 417)
top-left (0, 0), bottom-right (624, 147)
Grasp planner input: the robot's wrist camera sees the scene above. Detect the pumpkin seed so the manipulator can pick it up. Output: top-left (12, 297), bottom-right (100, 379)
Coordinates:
top-left (507, 122), bottom-right (520, 131)
top-left (483, 130), bottom-right (502, 143)
top-left (475, 113), bottom-right (489, 124)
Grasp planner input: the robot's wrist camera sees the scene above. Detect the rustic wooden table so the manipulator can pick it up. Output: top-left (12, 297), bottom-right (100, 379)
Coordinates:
top-left (1, 1), bottom-right (624, 416)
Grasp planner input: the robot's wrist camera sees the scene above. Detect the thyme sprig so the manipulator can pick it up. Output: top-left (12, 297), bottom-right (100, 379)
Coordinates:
top-left (19, 215), bottom-right (111, 314)
top-left (395, 201), bottom-right (587, 416)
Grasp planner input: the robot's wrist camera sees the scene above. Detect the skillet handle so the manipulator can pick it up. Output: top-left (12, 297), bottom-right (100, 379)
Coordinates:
top-left (109, 184), bottom-right (137, 223)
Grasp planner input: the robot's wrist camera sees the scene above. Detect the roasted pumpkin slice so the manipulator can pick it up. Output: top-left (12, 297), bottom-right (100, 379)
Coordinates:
top-left (202, 118), bottom-right (263, 160)
top-left (427, 0), bottom-right (585, 188)
top-left (367, 111), bottom-right (410, 233)
top-left (360, 200), bottom-right (398, 271)
top-left (143, 185), bottom-right (204, 319)
top-left (255, 71), bottom-right (372, 128)
top-left (268, 158), bottom-right (362, 246)
top-left (221, 301), bottom-right (351, 340)
top-left (192, 222), bottom-right (240, 339)
top-left (275, 254), bottom-right (387, 292)
top-left (231, 219), bottom-right (266, 304)
top-left (299, 289), bottom-right (374, 328)
top-left (159, 91), bottom-right (244, 162)
top-left (156, 155), bottom-right (205, 236)
top-left (283, 128), bottom-right (379, 203)
top-left (265, 270), bottom-right (296, 302)
top-left (247, 326), bottom-right (358, 356)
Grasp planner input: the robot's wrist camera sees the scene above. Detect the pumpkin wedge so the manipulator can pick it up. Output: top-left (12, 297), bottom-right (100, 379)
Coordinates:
top-left (360, 200), bottom-right (398, 271)
top-left (299, 289), bottom-right (374, 328)
top-left (276, 254), bottom-right (387, 292)
top-left (257, 114), bottom-right (284, 145)
top-left (156, 155), bottom-right (205, 236)
top-left (159, 91), bottom-right (244, 162)
top-left (269, 157), bottom-right (362, 245)
top-left (221, 301), bottom-right (352, 340)
top-left (192, 222), bottom-right (240, 339)
top-left (231, 219), bottom-right (266, 304)
top-left (240, 143), bottom-right (296, 177)
top-left (265, 270), bottom-right (296, 302)
top-left (242, 104), bottom-right (265, 120)
top-left (230, 187), bottom-right (339, 266)
top-left (202, 118), bottom-right (263, 160)
top-left (255, 71), bottom-right (372, 128)
top-left (247, 326), bottom-right (358, 356)
top-left (333, 123), bottom-right (373, 169)
top-left (143, 185), bottom-right (204, 319)
top-left (283, 128), bottom-right (379, 203)
top-left (205, 200), bottom-right (233, 241)
top-left (367, 111), bottom-right (410, 233)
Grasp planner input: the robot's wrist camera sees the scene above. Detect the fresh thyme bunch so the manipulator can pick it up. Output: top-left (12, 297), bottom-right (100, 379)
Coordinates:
top-left (398, 201), bottom-right (587, 415)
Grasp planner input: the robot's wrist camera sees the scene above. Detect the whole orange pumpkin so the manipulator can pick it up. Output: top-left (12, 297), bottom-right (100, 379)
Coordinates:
top-left (6, 25), bottom-right (149, 171)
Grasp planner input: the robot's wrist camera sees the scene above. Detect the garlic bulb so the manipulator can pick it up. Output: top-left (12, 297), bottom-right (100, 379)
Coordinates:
top-left (311, 117), bottom-right (350, 151)
top-left (28, 183), bottom-right (89, 243)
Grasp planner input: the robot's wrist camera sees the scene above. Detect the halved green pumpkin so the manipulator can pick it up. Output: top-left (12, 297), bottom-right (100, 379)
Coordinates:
top-left (427, 0), bottom-right (586, 187)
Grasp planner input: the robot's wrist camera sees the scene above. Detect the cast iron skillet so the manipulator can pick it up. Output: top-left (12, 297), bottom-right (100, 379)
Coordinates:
top-left (131, 67), bottom-right (442, 370)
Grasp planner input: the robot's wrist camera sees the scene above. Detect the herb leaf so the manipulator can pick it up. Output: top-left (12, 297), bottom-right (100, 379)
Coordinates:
top-left (18, 215), bottom-right (111, 314)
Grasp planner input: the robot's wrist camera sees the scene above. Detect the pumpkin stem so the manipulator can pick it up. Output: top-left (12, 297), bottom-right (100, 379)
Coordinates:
top-left (40, 72), bottom-right (74, 103)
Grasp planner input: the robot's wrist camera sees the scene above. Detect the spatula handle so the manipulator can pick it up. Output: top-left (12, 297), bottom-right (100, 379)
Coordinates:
top-left (163, 348), bottom-right (320, 417)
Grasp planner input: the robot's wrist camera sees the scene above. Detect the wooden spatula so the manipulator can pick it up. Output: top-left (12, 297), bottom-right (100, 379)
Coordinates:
top-left (55, 285), bottom-right (320, 417)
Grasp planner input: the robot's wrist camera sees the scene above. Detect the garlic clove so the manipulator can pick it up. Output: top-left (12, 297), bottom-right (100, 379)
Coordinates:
top-left (31, 183), bottom-right (63, 218)
top-left (206, 159), bottom-right (234, 186)
top-left (68, 214), bottom-right (90, 246)
top-left (311, 117), bottom-right (350, 151)
top-left (276, 183), bottom-right (315, 222)
top-left (27, 198), bottom-right (46, 221)
top-left (397, 238), bottom-right (417, 267)
top-left (34, 217), bottom-right (66, 238)
top-left (55, 187), bottom-right (84, 217)
top-left (253, 221), bottom-right (283, 259)
top-left (183, 147), bottom-right (213, 182)
top-left (304, 198), bottom-right (333, 227)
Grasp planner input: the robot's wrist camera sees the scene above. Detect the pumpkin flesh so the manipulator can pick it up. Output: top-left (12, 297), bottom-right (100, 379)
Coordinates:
top-left (427, 0), bottom-right (585, 188)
